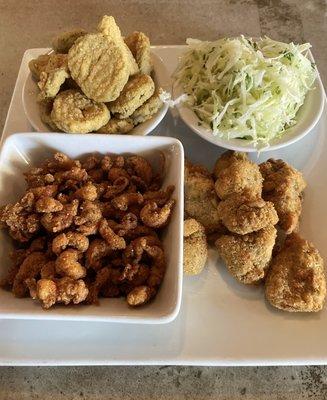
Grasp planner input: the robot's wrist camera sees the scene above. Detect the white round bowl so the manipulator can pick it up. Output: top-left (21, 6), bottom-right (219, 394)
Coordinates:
top-left (173, 58), bottom-right (325, 152)
top-left (22, 52), bottom-right (169, 135)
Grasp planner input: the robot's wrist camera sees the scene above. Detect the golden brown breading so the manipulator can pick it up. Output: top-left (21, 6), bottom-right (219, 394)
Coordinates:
top-left (265, 233), bottom-right (326, 312)
top-left (29, 53), bottom-right (68, 81)
top-left (109, 74), bottom-right (155, 119)
top-left (213, 150), bottom-right (248, 179)
top-left (51, 89), bottom-right (110, 133)
top-left (39, 99), bottom-right (59, 131)
top-left (97, 117), bottom-right (134, 134)
top-left (68, 33), bottom-right (130, 102)
top-left (97, 15), bottom-right (139, 76)
top-left (28, 54), bottom-right (51, 79)
top-left (260, 159), bottom-right (306, 234)
top-left (214, 151), bottom-right (263, 200)
top-left (215, 225), bottom-right (277, 284)
top-left (184, 161), bottom-right (222, 233)
top-left (37, 68), bottom-right (69, 101)
top-left (183, 219), bottom-right (208, 275)
top-left (52, 28), bottom-right (87, 53)
top-left (217, 192), bottom-right (278, 235)
top-left (125, 31), bottom-right (153, 75)
top-left (131, 88), bottom-right (163, 124)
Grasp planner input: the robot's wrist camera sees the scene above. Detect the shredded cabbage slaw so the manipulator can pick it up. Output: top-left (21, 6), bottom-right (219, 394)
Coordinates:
top-left (173, 36), bottom-right (316, 147)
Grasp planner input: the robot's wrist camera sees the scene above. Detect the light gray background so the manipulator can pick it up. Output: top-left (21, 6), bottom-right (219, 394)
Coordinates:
top-left (0, 0), bottom-right (326, 398)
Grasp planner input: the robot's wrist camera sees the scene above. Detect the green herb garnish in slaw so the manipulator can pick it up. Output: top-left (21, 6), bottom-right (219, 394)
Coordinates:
top-left (173, 36), bottom-right (317, 148)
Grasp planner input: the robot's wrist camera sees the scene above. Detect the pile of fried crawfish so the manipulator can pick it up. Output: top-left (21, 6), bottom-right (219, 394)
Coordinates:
top-left (0, 152), bottom-right (175, 309)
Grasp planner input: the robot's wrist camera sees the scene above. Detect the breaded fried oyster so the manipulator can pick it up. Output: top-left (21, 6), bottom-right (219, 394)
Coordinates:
top-left (260, 159), bottom-right (306, 234)
top-left (183, 219), bottom-right (208, 275)
top-left (265, 233), bottom-right (326, 312)
top-left (68, 33), bottom-right (130, 102)
top-left (109, 74), bottom-right (155, 119)
top-left (216, 225), bottom-right (277, 284)
top-left (184, 161), bottom-right (222, 234)
top-left (214, 151), bottom-right (263, 199)
top-left (51, 89), bottom-right (110, 133)
top-left (217, 192), bottom-right (278, 235)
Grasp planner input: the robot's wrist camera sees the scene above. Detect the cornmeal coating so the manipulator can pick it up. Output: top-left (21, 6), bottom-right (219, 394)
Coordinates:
top-left (38, 68), bottom-right (69, 100)
top-left (125, 31), bottom-right (153, 75)
top-left (183, 218), bottom-right (208, 275)
top-left (29, 54), bottom-right (51, 79)
top-left (39, 99), bottom-right (59, 131)
top-left (216, 225), bottom-right (277, 284)
top-left (52, 28), bottom-right (87, 53)
top-left (68, 33), bottom-right (130, 102)
top-left (265, 233), bottom-right (326, 312)
top-left (260, 159), bottom-right (306, 234)
top-left (184, 161), bottom-right (222, 233)
top-left (217, 192), bottom-right (278, 235)
top-left (29, 53), bottom-right (68, 80)
top-left (97, 117), bottom-right (134, 134)
top-left (214, 151), bottom-right (263, 199)
top-left (131, 88), bottom-right (163, 124)
top-left (109, 74), bottom-right (155, 119)
top-left (51, 89), bottom-right (110, 133)
top-left (97, 15), bottom-right (139, 76)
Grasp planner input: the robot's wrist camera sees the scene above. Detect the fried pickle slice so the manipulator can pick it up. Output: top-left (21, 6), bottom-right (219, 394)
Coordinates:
top-left (52, 28), bottom-right (87, 53)
top-left (68, 33), bottom-right (130, 102)
top-left (125, 31), bottom-right (153, 75)
top-left (51, 89), bottom-right (110, 133)
top-left (109, 74), bottom-right (155, 119)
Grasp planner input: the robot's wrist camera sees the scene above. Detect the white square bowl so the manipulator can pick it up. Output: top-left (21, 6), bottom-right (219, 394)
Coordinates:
top-left (0, 133), bottom-right (184, 323)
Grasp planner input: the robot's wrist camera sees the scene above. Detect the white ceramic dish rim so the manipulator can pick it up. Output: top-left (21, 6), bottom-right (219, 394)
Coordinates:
top-left (22, 48), bottom-right (169, 136)
top-left (172, 48), bottom-right (325, 152)
top-left (0, 132), bottom-right (184, 324)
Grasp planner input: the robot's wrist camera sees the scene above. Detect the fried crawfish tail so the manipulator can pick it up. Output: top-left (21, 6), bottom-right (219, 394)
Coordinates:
top-left (55, 249), bottom-right (86, 279)
top-left (52, 231), bottom-right (89, 255)
top-left (27, 277), bottom-right (89, 309)
top-left (140, 199), bottom-right (175, 228)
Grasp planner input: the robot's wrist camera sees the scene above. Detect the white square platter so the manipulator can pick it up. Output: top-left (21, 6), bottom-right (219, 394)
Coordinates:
top-left (0, 46), bottom-right (326, 366)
